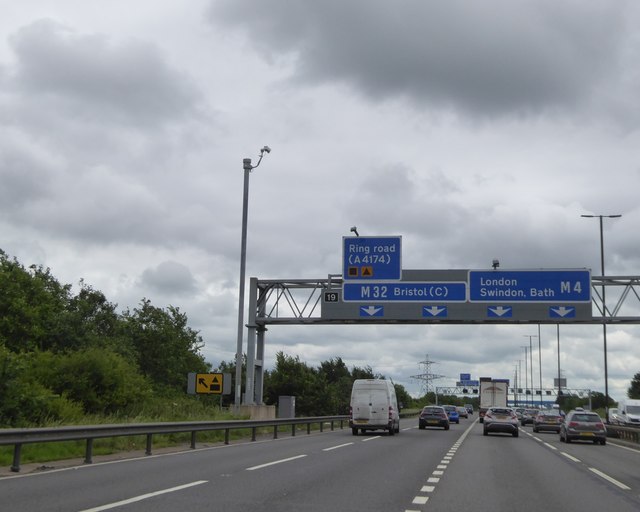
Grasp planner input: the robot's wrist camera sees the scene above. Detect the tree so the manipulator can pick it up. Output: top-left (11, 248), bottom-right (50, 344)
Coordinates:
top-left (628, 372), bottom-right (640, 399)
top-left (0, 251), bottom-right (72, 352)
top-left (394, 383), bottom-right (413, 410)
top-left (34, 348), bottom-right (153, 415)
top-left (122, 299), bottom-right (211, 394)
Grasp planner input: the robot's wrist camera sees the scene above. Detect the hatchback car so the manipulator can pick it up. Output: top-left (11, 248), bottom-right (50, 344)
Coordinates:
top-left (418, 406), bottom-right (450, 430)
top-left (559, 410), bottom-right (607, 445)
top-left (465, 404), bottom-right (474, 415)
top-left (457, 406), bottom-right (469, 419)
top-left (483, 407), bottom-right (519, 437)
top-left (532, 410), bottom-right (563, 433)
top-left (443, 405), bottom-right (460, 424)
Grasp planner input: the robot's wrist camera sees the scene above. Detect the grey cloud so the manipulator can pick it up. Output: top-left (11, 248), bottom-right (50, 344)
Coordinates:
top-left (140, 260), bottom-right (197, 295)
top-left (210, 0), bottom-right (632, 118)
top-left (9, 19), bottom-right (202, 126)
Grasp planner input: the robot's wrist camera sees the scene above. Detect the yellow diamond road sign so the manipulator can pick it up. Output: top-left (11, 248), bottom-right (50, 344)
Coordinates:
top-left (196, 373), bottom-right (223, 394)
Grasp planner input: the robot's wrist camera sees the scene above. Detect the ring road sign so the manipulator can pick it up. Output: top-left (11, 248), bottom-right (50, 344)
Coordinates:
top-left (342, 236), bottom-right (401, 280)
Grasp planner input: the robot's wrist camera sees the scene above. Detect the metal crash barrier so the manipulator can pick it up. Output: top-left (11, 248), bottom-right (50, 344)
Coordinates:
top-left (0, 415), bottom-right (348, 472)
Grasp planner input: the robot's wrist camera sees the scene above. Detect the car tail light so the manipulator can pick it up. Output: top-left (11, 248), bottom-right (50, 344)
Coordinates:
top-left (569, 421), bottom-right (579, 427)
top-left (595, 422), bottom-right (604, 429)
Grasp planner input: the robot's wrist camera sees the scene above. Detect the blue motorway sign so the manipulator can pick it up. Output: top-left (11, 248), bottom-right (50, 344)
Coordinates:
top-left (343, 281), bottom-right (467, 302)
top-left (468, 270), bottom-right (591, 303)
top-left (343, 236), bottom-right (402, 280)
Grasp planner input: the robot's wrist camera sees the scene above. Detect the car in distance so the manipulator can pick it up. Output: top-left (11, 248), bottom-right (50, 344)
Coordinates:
top-left (559, 410), bottom-right (607, 445)
top-left (532, 409), bottom-right (563, 433)
top-left (520, 408), bottom-right (539, 426)
top-left (419, 406), bottom-right (450, 430)
top-left (443, 405), bottom-right (460, 424)
top-left (457, 406), bottom-right (469, 419)
top-left (465, 404), bottom-right (474, 415)
top-left (483, 407), bottom-right (519, 437)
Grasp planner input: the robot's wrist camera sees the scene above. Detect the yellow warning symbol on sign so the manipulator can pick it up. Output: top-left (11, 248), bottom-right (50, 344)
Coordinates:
top-left (361, 266), bottom-right (373, 277)
top-left (196, 373), bottom-right (223, 394)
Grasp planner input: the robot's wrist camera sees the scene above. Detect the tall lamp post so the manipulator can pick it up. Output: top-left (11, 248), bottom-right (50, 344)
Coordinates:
top-left (524, 334), bottom-right (539, 406)
top-left (521, 346), bottom-right (529, 406)
top-left (235, 146), bottom-right (271, 407)
top-left (581, 213), bottom-right (621, 423)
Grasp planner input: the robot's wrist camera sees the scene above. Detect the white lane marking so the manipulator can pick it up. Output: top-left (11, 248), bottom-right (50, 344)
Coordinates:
top-left (322, 442), bottom-right (354, 451)
top-left (432, 470), bottom-right (444, 476)
top-left (543, 443), bottom-right (557, 450)
top-left (246, 454), bottom-right (307, 471)
top-left (402, 427), bottom-right (414, 431)
top-left (412, 496), bottom-right (429, 505)
top-left (362, 436), bottom-right (381, 442)
top-left (588, 467), bottom-right (631, 490)
top-left (420, 486), bottom-right (435, 493)
top-left (436, 465), bottom-right (447, 470)
top-left (560, 452), bottom-right (581, 463)
top-left (78, 480), bottom-right (207, 512)
top-left (427, 477), bottom-right (440, 483)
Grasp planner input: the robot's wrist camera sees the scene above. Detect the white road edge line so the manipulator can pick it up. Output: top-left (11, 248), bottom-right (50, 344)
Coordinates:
top-left (588, 467), bottom-right (631, 490)
top-left (78, 480), bottom-right (207, 512)
top-left (323, 442), bottom-right (354, 451)
top-left (246, 454), bottom-right (307, 471)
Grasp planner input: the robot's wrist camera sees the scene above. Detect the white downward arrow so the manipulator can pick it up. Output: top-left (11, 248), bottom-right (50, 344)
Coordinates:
top-left (489, 306), bottom-right (511, 317)
top-left (424, 306), bottom-right (446, 316)
top-left (551, 307), bottom-right (574, 317)
top-left (361, 306), bottom-right (383, 316)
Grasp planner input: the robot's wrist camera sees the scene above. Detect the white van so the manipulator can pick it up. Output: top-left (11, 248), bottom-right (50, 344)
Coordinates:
top-left (617, 398), bottom-right (640, 426)
top-left (349, 379), bottom-right (400, 436)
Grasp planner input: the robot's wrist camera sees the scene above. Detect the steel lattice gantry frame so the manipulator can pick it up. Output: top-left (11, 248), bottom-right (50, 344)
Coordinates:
top-left (242, 275), bottom-right (640, 405)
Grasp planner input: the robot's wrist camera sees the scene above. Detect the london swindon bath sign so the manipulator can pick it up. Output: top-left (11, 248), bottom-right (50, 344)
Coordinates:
top-left (468, 270), bottom-right (591, 303)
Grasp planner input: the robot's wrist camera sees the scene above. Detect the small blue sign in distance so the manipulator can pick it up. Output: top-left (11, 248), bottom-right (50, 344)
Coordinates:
top-left (343, 236), bottom-right (402, 280)
top-left (468, 269), bottom-right (591, 303)
top-left (343, 281), bottom-right (467, 302)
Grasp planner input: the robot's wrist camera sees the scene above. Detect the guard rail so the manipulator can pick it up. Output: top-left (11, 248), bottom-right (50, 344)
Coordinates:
top-left (606, 424), bottom-right (640, 444)
top-left (1, 415), bottom-right (349, 473)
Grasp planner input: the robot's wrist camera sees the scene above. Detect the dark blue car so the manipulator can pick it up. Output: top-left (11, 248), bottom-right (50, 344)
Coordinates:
top-left (444, 405), bottom-right (460, 424)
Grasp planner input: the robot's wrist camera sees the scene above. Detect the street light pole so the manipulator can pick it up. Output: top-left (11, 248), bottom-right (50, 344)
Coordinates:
top-left (537, 324), bottom-right (542, 406)
top-left (524, 335), bottom-right (537, 406)
top-left (581, 213), bottom-right (621, 423)
top-left (522, 346), bottom-right (529, 406)
top-left (235, 146), bottom-right (271, 408)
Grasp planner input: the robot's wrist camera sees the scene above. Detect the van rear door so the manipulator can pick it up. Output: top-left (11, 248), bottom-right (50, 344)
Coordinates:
top-left (352, 387), bottom-right (389, 425)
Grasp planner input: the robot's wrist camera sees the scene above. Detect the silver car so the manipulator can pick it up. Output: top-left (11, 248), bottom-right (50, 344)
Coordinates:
top-left (559, 410), bottom-right (607, 445)
top-left (483, 407), bottom-right (519, 437)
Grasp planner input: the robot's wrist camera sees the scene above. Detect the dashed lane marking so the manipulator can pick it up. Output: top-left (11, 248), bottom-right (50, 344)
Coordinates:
top-left (588, 468), bottom-right (631, 490)
top-left (560, 452), bottom-right (581, 463)
top-left (404, 419), bottom-right (476, 511)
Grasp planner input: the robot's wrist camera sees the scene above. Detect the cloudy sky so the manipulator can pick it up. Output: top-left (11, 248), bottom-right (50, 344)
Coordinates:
top-left (2, 0), bottom-right (640, 402)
